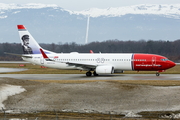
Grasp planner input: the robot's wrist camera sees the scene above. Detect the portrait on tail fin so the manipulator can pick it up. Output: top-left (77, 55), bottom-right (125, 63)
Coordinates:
top-left (21, 35), bottom-right (33, 54)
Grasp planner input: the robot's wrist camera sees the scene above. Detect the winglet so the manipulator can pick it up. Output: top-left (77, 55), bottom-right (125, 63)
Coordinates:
top-left (90, 50), bottom-right (94, 53)
top-left (39, 48), bottom-right (53, 61)
top-left (40, 48), bottom-right (48, 59)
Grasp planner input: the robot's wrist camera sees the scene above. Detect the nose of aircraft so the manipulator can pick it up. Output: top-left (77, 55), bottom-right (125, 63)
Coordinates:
top-left (169, 61), bottom-right (176, 68)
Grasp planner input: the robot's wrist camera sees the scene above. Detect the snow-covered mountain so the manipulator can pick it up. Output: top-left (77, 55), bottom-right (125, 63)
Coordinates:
top-left (0, 3), bottom-right (58, 9)
top-left (0, 3), bottom-right (180, 44)
top-left (73, 4), bottom-right (180, 18)
top-left (1, 3), bottom-right (180, 18)
top-left (0, 3), bottom-right (64, 18)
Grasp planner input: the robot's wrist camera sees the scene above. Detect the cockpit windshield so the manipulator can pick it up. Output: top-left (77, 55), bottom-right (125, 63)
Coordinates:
top-left (161, 58), bottom-right (169, 61)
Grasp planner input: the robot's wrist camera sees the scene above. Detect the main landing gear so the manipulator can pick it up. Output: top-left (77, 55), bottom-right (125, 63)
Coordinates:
top-left (86, 71), bottom-right (92, 76)
top-left (86, 71), bottom-right (99, 76)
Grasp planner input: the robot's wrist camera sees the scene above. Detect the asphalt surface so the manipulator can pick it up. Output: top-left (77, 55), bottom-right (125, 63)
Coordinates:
top-left (0, 68), bottom-right (27, 73)
top-left (0, 68), bottom-right (179, 80)
top-left (0, 74), bottom-right (180, 80)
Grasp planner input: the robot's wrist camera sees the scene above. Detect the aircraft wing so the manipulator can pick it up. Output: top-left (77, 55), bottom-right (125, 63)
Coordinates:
top-left (39, 48), bottom-right (97, 70)
top-left (65, 62), bottom-right (97, 69)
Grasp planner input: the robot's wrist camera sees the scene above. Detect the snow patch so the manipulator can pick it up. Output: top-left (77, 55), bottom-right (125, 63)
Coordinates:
top-left (174, 113), bottom-right (180, 119)
top-left (73, 4), bottom-right (180, 18)
top-left (0, 3), bottom-right (58, 10)
top-left (1, 3), bottom-right (180, 19)
top-left (12, 11), bottom-right (20, 14)
top-left (0, 11), bottom-right (5, 14)
top-left (161, 113), bottom-right (180, 119)
top-left (0, 15), bottom-right (7, 19)
top-left (125, 112), bottom-right (142, 118)
top-left (0, 84), bottom-right (26, 108)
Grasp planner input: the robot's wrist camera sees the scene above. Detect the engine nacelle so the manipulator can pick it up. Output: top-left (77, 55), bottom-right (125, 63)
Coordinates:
top-left (96, 65), bottom-right (114, 74)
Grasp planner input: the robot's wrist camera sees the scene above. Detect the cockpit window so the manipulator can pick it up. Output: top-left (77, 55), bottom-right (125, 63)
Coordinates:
top-left (161, 59), bottom-right (169, 61)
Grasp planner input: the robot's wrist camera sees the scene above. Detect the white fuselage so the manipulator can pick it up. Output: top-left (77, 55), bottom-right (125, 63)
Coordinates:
top-left (23, 53), bottom-right (133, 71)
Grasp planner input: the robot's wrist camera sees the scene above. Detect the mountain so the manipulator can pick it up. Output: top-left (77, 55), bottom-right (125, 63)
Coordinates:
top-left (0, 3), bottom-right (180, 44)
top-left (73, 4), bottom-right (180, 18)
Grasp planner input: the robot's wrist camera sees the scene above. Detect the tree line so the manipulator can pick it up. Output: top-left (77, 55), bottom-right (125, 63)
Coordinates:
top-left (0, 39), bottom-right (180, 62)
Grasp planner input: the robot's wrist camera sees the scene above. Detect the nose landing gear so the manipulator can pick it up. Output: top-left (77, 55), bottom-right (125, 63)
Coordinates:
top-left (156, 70), bottom-right (165, 76)
top-left (156, 72), bottom-right (160, 76)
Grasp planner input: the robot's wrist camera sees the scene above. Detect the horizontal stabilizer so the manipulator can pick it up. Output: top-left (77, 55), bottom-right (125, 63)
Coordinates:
top-left (4, 52), bottom-right (32, 58)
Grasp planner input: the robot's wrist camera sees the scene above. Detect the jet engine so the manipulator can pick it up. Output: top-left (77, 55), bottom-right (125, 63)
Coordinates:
top-left (96, 65), bottom-right (114, 74)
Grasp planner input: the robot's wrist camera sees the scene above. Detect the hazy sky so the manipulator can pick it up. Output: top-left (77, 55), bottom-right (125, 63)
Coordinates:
top-left (0, 0), bottom-right (180, 11)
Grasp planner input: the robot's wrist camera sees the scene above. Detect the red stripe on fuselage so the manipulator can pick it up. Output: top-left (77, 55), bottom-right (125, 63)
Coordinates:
top-left (133, 54), bottom-right (173, 71)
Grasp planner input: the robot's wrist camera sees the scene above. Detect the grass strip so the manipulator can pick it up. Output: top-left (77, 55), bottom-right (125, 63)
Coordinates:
top-left (30, 79), bottom-right (180, 86)
top-left (0, 63), bottom-right (180, 74)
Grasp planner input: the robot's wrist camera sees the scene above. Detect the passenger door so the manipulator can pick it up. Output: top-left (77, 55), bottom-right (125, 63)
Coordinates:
top-left (40, 56), bottom-right (44, 64)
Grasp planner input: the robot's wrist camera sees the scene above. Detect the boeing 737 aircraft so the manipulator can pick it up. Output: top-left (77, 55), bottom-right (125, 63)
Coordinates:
top-left (16, 25), bottom-right (175, 76)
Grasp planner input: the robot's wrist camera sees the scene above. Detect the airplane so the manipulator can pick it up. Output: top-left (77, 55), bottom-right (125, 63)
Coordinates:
top-left (16, 25), bottom-right (175, 76)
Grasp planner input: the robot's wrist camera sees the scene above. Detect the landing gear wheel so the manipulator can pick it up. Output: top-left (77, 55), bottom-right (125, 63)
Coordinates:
top-left (93, 71), bottom-right (99, 76)
top-left (86, 71), bottom-right (92, 77)
top-left (156, 72), bottom-right (160, 76)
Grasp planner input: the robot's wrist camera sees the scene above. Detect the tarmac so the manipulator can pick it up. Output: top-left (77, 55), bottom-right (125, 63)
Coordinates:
top-left (0, 68), bottom-right (27, 73)
top-left (0, 74), bottom-right (180, 80)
